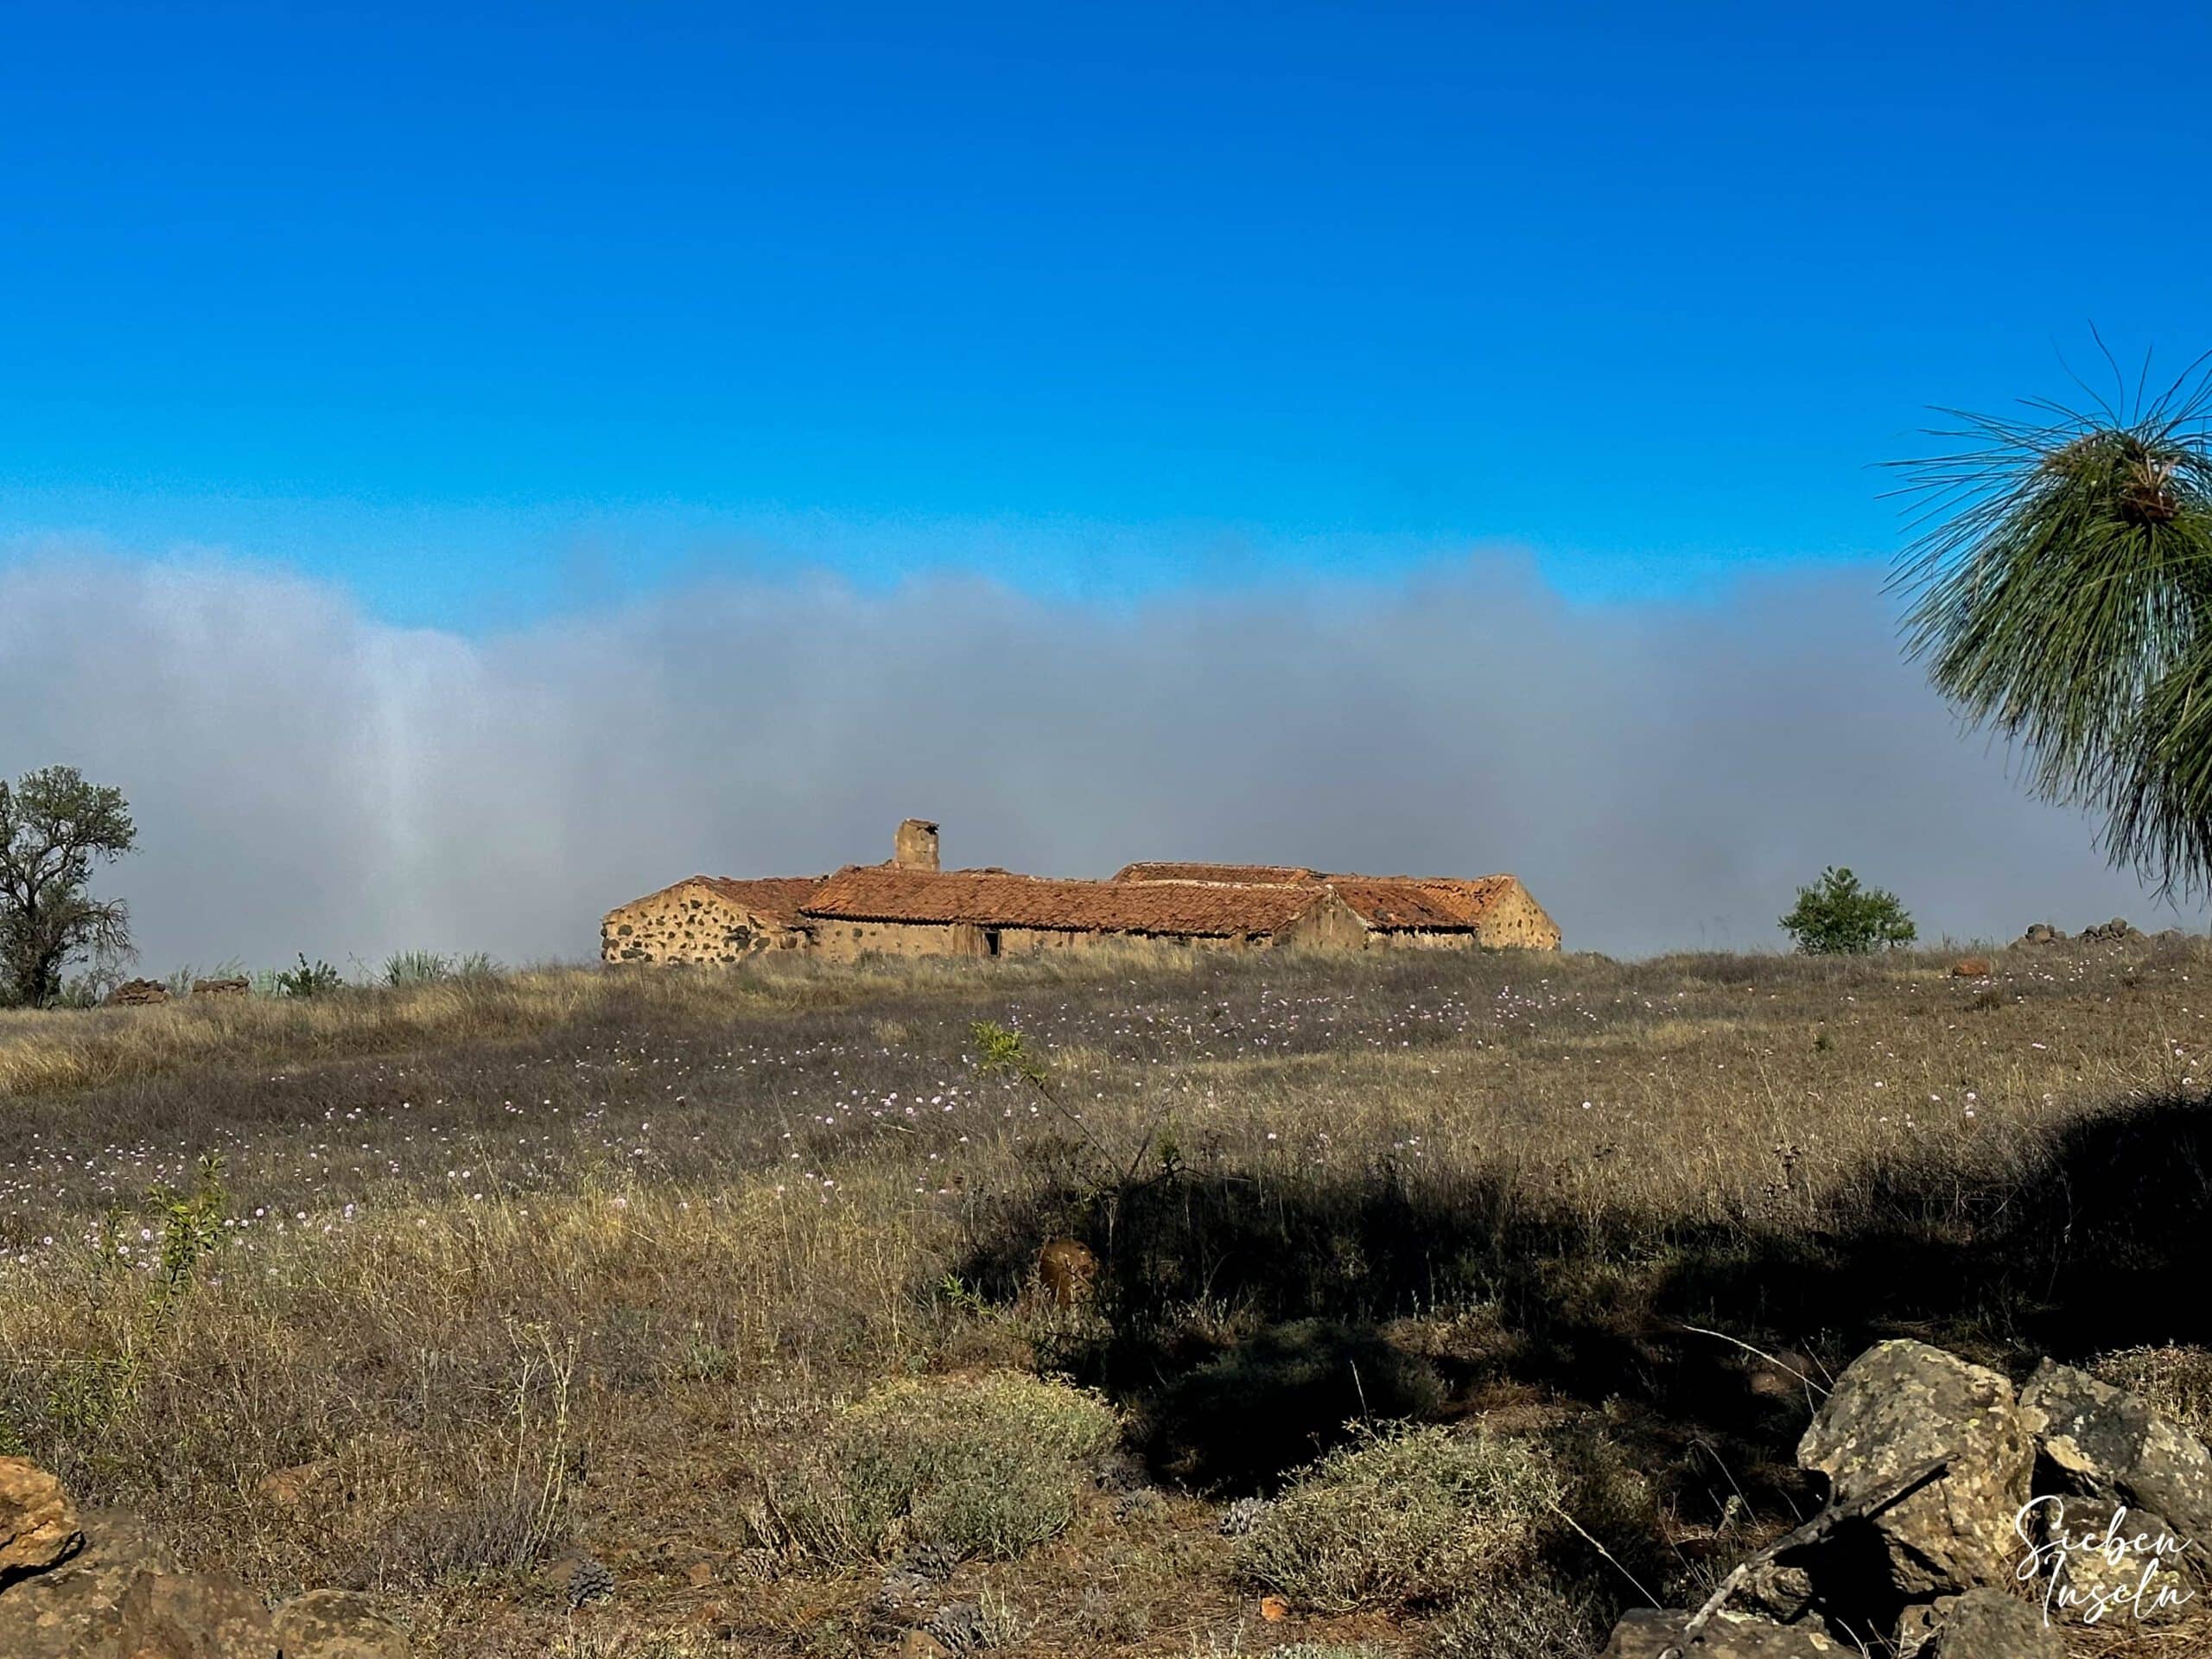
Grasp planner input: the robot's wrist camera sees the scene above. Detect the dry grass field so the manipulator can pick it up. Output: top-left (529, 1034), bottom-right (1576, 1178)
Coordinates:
top-left (5, 939), bottom-right (2212, 1657)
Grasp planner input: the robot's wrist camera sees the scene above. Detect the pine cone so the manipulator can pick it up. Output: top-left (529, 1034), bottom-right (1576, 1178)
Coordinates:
top-left (1218, 1495), bottom-right (1273, 1536)
top-left (565, 1554), bottom-right (614, 1607)
top-left (927, 1600), bottom-right (989, 1651)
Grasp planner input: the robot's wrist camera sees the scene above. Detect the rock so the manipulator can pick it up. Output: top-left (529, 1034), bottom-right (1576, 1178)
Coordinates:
top-left (103, 978), bottom-right (171, 1007)
top-left (1599, 1606), bottom-right (1850, 1656)
top-left (2019, 925), bottom-right (2065, 946)
top-left (1797, 1340), bottom-right (2033, 1597)
top-left (1895, 1589), bottom-right (2061, 1657)
top-left (2020, 1359), bottom-right (2212, 1539)
top-left (1035, 1238), bottom-right (1098, 1307)
top-left (270, 1589), bottom-right (407, 1659)
top-left (1734, 1560), bottom-right (1818, 1624)
top-left (1950, 958), bottom-right (1993, 978)
top-left (2023, 1492), bottom-right (2190, 1626)
top-left (252, 1459), bottom-right (329, 1510)
top-left (2080, 918), bottom-right (2139, 944)
top-left (0, 1547), bottom-right (276, 1658)
top-left (191, 977), bottom-right (250, 998)
top-left (0, 1465), bottom-right (391, 1659)
top-left (0, 1458), bottom-right (81, 1583)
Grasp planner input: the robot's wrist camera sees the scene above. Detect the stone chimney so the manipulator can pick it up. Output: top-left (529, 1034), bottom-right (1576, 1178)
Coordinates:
top-left (894, 818), bottom-right (940, 872)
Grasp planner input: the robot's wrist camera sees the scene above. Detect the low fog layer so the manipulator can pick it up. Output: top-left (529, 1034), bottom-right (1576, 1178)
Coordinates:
top-left (2, 548), bottom-right (2194, 971)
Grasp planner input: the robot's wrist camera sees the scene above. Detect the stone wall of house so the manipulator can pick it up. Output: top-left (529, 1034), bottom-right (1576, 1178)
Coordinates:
top-left (808, 918), bottom-right (995, 962)
top-left (1470, 880), bottom-right (1563, 950)
top-left (995, 926), bottom-right (1252, 957)
top-left (1279, 895), bottom-right (1373, 952)
top-left (601, 883), bottom-right (808, 965)
top-left (1366, 929), bottom-right (1481, 952)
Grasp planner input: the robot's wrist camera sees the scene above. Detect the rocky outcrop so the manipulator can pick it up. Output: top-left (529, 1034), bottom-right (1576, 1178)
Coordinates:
top-left (1796, 1341), bottom-right (2033, 1598)
top-left (1598, 1340), bottom-right (2210, 1656)
top-left (2020, 1359), bottom-right (2212, 1540)
top-left (103, 978), bottom-right (172, 1006)
top-left (0, 1462), bottom-right (404, 1658)
top-left (1894, 1589), bottom-right (2062, 1657)
top-left (1599, 1607), bottom-right (1849, 1656)
top-left (272, 1591), bottom-right (410, 1659)
top-left (2018, 924), bottom-right (2066, 946)
top-left (2080, 918), bottom-right (2140, 944)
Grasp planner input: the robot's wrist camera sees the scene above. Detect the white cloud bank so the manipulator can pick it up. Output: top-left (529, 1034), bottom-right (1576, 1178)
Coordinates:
top-left (0, 546), bottom-right (2195, 970)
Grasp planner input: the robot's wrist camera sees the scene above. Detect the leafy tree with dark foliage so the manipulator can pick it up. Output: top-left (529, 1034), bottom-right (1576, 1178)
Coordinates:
top-left (0, 766), bottom-right (137, 1007)
top-left (1780, 867), bottom-right (1916, 955)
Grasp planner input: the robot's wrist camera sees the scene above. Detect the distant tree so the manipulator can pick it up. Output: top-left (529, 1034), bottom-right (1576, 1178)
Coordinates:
top-left (1891, 345), bottom-right (2212, 893)
top-left (1780, 868), bottom-right (1916, 956)
top-left (0, 767), bottom-right (137, 1007)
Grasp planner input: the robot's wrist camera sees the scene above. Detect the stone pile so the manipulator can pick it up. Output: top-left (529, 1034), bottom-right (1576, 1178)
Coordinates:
top-left (102, 978), bottom-right (171, 1006)
top-left (0, 1458), bottom-right (404, 1658)
top-left (1602, 1340), bottom-right (2210, 1656)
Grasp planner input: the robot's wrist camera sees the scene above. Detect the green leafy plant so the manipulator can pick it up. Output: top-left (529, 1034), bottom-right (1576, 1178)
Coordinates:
top-left (273, 952), bottom-right (345, 997)
top-left (1779, 868), bottom-right (1916, 955)
top-left (42, 1154), bottom-right (230, 1443)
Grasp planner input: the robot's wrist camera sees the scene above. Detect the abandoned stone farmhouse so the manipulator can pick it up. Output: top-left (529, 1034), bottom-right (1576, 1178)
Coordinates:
top-left (601, 819), bottom-right (1560, 965)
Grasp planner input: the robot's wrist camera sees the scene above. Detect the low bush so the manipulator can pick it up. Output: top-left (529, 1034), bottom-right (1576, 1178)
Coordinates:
top-left (1232, 1422), bottom-right (1561, 1613)
top-left (383, 950), bottom-right (502, 988)
top-left (754, 1370), bottom-right (1120, 1564)
top-left (272, 954), bottom-right (345, 997)
top-left (1427, 1573), bottom-right (1609, 1658)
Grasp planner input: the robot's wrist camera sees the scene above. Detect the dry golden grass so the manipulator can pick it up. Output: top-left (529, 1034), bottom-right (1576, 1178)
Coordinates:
top-left (2, 938), bottom-right (2209, 1656)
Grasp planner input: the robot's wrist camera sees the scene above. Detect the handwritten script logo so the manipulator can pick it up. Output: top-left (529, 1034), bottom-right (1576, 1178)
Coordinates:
top-left (2014, 1495), bottom-right (2196, 1624)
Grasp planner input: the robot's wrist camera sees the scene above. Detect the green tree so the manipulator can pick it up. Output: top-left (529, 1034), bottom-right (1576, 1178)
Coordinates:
top-left (1780, 868), bottom-right (1916, 955)
top-left (1891, 347), bottom-right (2212, 893)
top-left (0, 766), bottom-right (137, 1007)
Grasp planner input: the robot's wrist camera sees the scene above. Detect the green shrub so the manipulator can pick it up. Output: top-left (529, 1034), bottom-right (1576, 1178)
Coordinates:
top-left (1232, 1422), bottom-right (1561, 1613)
top-left (1778, 868), bottom-right (1916, 955)
top-left (272, 953), bottom-right (345, 997)
top-left (756, 1370), bottom-right (1120, 1564)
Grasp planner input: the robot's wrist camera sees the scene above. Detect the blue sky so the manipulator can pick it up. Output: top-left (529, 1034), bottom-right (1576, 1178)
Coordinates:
top-left (4, 1), bottom-right (2209, 626)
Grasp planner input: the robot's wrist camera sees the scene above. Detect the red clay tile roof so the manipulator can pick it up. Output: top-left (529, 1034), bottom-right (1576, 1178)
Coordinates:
top-left (1324, 874), bottom-right (1522, 931)
top-left (613, 875), bottom-right (826, 927)
top-left (1114, 861), bottom-right (1321, 885)
top-left (803, 866), bottom-right (1330, 936)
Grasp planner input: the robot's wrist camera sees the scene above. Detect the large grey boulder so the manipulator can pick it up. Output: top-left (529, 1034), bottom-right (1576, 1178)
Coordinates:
top-left (1895, 1589), bottom-right (2062, 1658)
top-left (1599, 1607), bottom-right (1850, 1656)
top-left (2020, 1359), bottom-right (2212, 1540)
top-left (1797, 1340), bottom-right (2033, 1597)
top-left (2020, 1491), bottom-right (2191, 1626)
